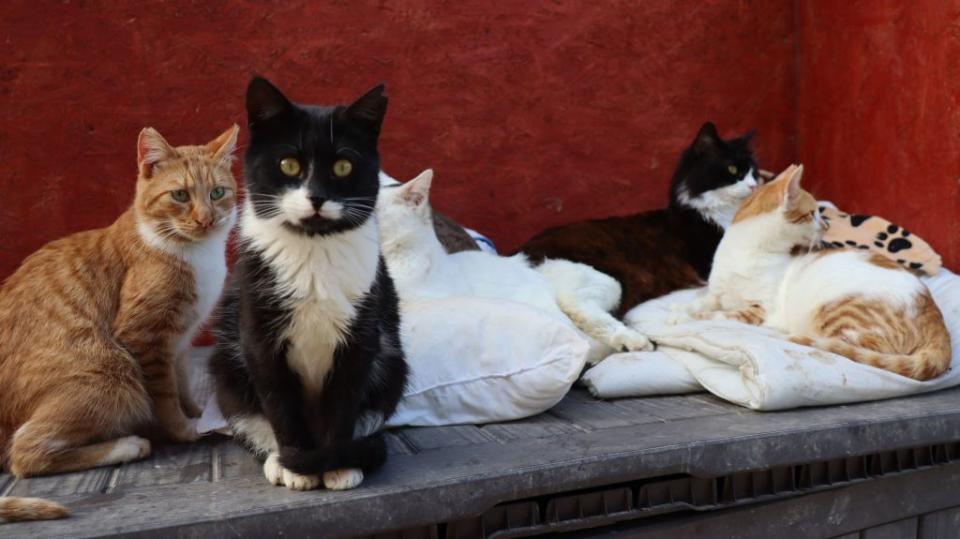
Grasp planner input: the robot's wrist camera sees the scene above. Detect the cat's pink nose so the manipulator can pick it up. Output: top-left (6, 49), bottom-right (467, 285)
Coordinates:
top-left (195, 215), bottom-right (214, 229)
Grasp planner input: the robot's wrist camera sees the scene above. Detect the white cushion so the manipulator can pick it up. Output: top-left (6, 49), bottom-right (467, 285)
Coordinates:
top-left (386, 297), bottom-right (589, 426)
top-left (584, 270), bottom-right (960, 410)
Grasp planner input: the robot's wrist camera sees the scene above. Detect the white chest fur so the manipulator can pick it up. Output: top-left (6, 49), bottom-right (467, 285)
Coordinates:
top-left (138, 210), bottom-right (235, 355)
top-left (241, 203), bottom-right (380, 393)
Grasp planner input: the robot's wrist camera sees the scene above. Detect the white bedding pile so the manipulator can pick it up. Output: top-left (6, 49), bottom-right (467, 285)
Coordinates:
top-left (583, 270), bottom-right (960, 410)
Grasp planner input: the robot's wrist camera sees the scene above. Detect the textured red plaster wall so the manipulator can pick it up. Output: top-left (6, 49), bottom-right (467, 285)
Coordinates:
top-left (798, 0), bottom-right (960, 269)
top-left (0, 1), bottom-right (797, 279)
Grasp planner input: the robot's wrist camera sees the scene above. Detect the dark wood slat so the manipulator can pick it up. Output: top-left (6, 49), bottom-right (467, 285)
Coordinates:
top-left (564, 464), bottom-right (959, 539)
top-left (8, 387), bottom-right (960, 539)
top-left (481, 413), bottom-right (582, 442)
top-left (397, 425), bottom-right (497, 452)
top-left (7, 466), bottom-right (115, 497)
top-left (0, 474), bottom-right (15, 496)
top-left (384, 432), bottom-right (415, 455)
top-left (112, 441), bottom-right (213, 488)
top-left (919, 506), bottom-right (960, 539)
top-left (611, 393), bottom-right (740, 422)
top-left (216, 439), bottom-right (261, 481)
top-left (547, 390), bottom-right (638, 430)
top-left (863, 517), bottom-right (918, 539)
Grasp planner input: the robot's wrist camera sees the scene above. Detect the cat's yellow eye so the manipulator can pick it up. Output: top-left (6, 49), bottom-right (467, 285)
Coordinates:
top-left (728, 165), bottom-right (739, 175)
top-left (280, 157), bottom-right (301, 177)
top-left (171, 190), bottom-right (189, 202)
top-left (332, 159), bottom-right (353, 178)
top-left (210, 186), bottom-right (226, 201)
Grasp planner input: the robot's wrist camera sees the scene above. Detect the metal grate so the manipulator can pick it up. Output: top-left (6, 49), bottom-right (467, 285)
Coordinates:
top-left (366, 441), bottom-right (960, 539)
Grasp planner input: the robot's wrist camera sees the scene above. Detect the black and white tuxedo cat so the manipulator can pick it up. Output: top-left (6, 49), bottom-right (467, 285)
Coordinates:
top-left (210, 77), bottom-right (407, 491)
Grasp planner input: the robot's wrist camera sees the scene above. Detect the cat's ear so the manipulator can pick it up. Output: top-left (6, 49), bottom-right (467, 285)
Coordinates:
top-left (786, 164), bottom-right (804, 204)
top-left (693, 122), bottom-right (721, 154)
top-left (773, 164), bottom-right (803, 206)
top-left (205, 124), bottom-right (240, 164)
top-left (400, 169), bottom-right (433, 208)
top-left (137, 127), bottom-right (179, 179)
top-left (246, 77), bottom-right (292, 126)
top-left (343, 84), bottom-right (388, 134)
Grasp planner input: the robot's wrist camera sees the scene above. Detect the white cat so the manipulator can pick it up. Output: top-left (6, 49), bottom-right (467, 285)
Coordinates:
top-left (378, 169), bottom-right (652, 362)
top-left (675, 164), bottom-right (951, 381)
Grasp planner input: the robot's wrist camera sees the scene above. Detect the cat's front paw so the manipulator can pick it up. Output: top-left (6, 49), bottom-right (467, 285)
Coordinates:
top-left (614, 329), bottom-right (655, 352)
top-left (263, 453), bottom-right (285, 485)
top-left (323, 468), bottom-right (364, 490)
top-left (283, 468), bottom-right (322, 491)
top-left (110, 436), bottom-right (153, 463)
top-left (263, 452), bottom-right (322, 490)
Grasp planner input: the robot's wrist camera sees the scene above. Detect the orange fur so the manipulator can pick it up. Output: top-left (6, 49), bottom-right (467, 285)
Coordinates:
top-left (0, 126), bottom-right (238, 522)
top-left (733, 164), bottom-right (817, 225)
top-left (717, 164), bottom-right (951, 382)
top-left (0, 497), bottom-right (67, 522)
top-left (791, 292), bottom-right (951, 381)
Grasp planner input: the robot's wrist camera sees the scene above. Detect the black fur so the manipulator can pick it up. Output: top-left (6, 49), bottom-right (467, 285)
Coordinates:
top-left (666, 121), bottom-right (758, 277)
top-left (209, 77), bottom-right (408, 478)
top-left (519, 122), bottom-right (758, 315)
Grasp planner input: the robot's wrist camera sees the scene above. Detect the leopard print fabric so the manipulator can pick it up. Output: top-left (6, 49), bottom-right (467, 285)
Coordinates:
top-left (818, 204), bottom-right (941, 276)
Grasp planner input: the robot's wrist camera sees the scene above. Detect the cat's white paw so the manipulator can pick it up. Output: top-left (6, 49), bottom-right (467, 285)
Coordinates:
top-left (323, 468), bottom-right (364, 490)
top-left (617, 329), bottom-right (655, 352)
top-left (102, 436), bottom-right (152, 465)
top-left (283, 468), bottom-right (322, 491)
top-left (263, 452), bottom-right (321, 490)
top-left (666, 312), bottom-right (690, 325)
top-left (263, 453), bottom-right (284, 486)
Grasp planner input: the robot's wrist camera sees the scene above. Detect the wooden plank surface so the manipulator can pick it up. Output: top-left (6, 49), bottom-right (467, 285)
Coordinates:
top-left (862, 518), bottom-right (918, 539)
top-left (919, 506), bottom-right (960, 539)
top-left (1, 347), bottom-right (960, 538)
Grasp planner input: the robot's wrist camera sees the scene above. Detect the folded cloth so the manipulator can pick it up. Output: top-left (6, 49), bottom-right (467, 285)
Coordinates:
top-left (583, 269), bottom-right (960, 410)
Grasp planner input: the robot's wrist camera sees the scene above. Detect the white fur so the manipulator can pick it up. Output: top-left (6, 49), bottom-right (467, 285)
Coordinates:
top-left (231, 414), bottom-right (279, 456)
top-left (677, 168), bottom-right (759, 229)
top-left (378, 169), bottom-right (651, 361)
top-left (99, 436), bottom-right (152, 465)
top-left (137, 209), bottom-right (235, 409)
top-left (323, 468), bottom-right (364, 490)
top-left (261, 452), bottom-right (321, 490)
top-left (691, 172), bottom-right (927, 341)
top-left (538, 259), bottom-right (652, 355)
top-left (176, 208), bottom-right (237, 355)
top-left (240, 199), bottom-right (380, 393)
top-left (279, 185), bottom-right (344, 221)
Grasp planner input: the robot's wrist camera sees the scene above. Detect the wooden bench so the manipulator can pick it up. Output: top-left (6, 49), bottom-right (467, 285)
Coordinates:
top-left (3, 352), bottom-right (960, 538)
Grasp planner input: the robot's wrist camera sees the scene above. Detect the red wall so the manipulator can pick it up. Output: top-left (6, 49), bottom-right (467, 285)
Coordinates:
top-left (797, 0), bottom-right (960, 269)
top-left (0, 1), bottom-right (797, 279)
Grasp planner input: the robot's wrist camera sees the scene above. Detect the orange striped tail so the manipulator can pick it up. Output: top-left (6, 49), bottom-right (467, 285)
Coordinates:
top-left (0, 496), bottom-right (68, 523)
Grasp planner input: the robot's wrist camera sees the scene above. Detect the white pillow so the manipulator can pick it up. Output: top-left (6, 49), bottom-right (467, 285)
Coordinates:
top-left (386, 297), bottom-right (590, 427)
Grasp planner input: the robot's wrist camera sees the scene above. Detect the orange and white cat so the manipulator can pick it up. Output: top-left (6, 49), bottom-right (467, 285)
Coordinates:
top-left (680, 164), bottom-right (951, 381)
top-left (0, 125), bottom-right (238, 522)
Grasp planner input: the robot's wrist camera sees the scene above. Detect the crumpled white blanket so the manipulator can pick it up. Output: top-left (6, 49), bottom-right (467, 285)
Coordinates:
top-left (582, 269), bottom-right (960, 410)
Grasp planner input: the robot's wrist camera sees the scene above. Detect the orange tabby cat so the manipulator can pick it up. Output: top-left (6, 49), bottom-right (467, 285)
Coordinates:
top-left (0, 125), bottom-right (238, 522)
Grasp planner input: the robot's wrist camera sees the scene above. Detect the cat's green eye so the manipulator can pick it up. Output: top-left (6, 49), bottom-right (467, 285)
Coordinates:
top-left (332, 159), bottom-right (353, 178)
top-left (280, 157), bottom-right (301, 177)
top-left (210, 186), bottom-right (226, 201)
top-left (171, 190), bottom-right (189, 202)
top-left (728, 165), bottom-right (739, 175)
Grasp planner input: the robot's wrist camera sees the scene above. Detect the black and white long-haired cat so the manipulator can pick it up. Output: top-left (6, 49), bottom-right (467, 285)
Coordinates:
top-left (520, 122), bottom-right (759, 315)
top-left (209, 77), bottom-right (408, 491)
